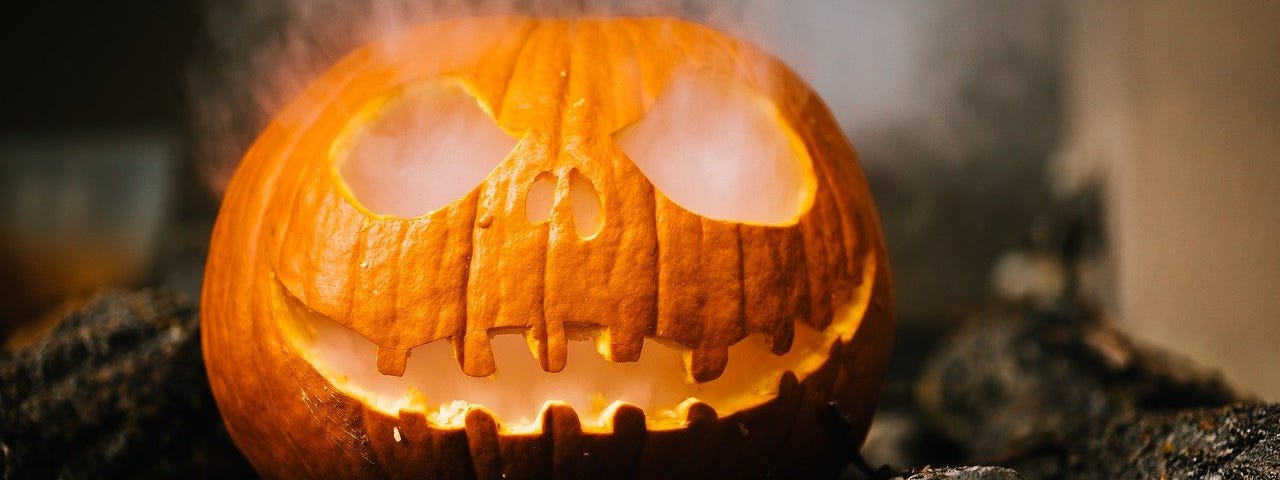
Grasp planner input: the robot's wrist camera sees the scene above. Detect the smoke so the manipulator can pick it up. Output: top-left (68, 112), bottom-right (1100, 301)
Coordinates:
top-left (188, 0), bottom-right (800, 195)
top-left (187, 0), bottom-right (1069, 323)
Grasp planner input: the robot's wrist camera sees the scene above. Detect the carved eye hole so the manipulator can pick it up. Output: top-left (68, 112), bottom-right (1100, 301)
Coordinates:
top-left (616, 74), bottom-right (816, 226)
top-left (337, 80), bottom-right (517, 218)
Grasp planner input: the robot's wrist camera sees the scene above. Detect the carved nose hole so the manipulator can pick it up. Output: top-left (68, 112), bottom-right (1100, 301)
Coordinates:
top-left (526, 172), bottom-right (555, 223)
top-left (569, 169), bottom-right (603, 239)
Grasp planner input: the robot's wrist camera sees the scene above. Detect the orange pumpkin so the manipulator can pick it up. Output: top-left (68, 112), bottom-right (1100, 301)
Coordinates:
top-left (202, 16), bottom-right (893, 479)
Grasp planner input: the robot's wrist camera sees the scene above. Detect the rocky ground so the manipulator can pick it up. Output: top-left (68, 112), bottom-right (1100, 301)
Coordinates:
top-left (856, 304), bottom-right (1277, 479)
top-left (0, 289), bottom-right (252, 479)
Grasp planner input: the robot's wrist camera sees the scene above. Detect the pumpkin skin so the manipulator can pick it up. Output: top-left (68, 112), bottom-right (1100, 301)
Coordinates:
top-left (202, 16), bottom-right (893, 479)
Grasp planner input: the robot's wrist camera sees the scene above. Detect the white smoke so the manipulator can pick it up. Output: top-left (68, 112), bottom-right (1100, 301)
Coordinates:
top-left (188, 0), bottom-right (807, 194)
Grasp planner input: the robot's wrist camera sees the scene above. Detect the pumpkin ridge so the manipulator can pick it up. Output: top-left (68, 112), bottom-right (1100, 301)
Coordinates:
top-left (458, 174), bottom-right (481, 375)
top-left (274, 49), bottom-right (418, 326)
top-left (552, 19), bottom-right (659, 365)
top-left (381, 224), bottom-right (410, 375)
top-left (794, 118), bottom-right (849, 330)
top-left (262, 41), bottom-right (382, 257)
top-left (605, 20), bottom-right (820, 371)
top-left (807, 94), bottom-right (869, 279)
top-left (467, 19), bottom-right (570, 376)
top-left (541, 19), bottom-right (576, 374)
top-left (346, 216), bottom-right (370, 329)
top-left (274, 146), bottom-right (327, 312)
top-left (736, 224), bottom-right (748, 347)
top-left (484, 21), bottom-right (541, 123)
top-left (270, 41), bottom-right (399, 268)
top-left (614, 20), bottom-right (663, 360)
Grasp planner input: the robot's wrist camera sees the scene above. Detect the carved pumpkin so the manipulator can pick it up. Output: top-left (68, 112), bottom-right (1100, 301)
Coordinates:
top-left (202, 16), bottom-right (893, 479)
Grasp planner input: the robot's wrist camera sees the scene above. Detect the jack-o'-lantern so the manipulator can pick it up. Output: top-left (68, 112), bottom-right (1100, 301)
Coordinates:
top-left (202, 16), bottom-right (893, 479)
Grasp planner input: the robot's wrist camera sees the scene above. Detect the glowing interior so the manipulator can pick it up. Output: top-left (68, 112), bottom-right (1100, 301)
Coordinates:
top-left (274, 282), bottom-right (858, 433)
top-left (617, 74), bottom-right (816, 226)
top-left (567, 170), bottom-right (603, 238)
top-left (520, 170), bottom-right (603, 238)
top-left (335, 80), bottom-right (516, 218)
top-left (524, 172), bottom-right (555, 223)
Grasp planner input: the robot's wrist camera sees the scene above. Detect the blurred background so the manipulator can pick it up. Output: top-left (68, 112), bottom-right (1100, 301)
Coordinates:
top-left (1, 0), bottom-right (1276, 401)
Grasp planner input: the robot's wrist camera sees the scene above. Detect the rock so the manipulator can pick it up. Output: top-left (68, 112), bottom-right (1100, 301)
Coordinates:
top-left (1071, 402), bottom-right (1280, 479)
top-left (900, 466), bottom-right (1024, 480)
top-left (861, 409), bottom-right (965, 471)
top-left (914, 306), bottom-right (1275, 478)
top-left (0, 289), bottom-right (253, 479)
top-left (916, 307), bottom-right (1240, 458)
top-left (843, 462), bottom-right (1025, 480)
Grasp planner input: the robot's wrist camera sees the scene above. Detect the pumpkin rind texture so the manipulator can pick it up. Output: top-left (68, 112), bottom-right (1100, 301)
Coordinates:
top-left (202, 17), bottom-right (893, 479)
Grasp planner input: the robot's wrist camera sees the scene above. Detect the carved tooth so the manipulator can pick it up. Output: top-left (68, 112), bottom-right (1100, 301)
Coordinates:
top-left (676, 398), bottom-right (718, 425)
top-left (777, 370), bottom-right (801, 398)
top-left (595, 326), bottom-right (643, 363)
top-left (539, 401), bottom-right (582, 436)
top-left (376, 347), bottom-right (409, 376)
top-left (525, 322), bottom-right (568, 373)
top-left (462, 407), bottom-right (501, 468)
top-left (545, 324), bottom-right (567, 373)
top-left (603, 401), bottom-right (646, 433)
top-left (456, 332), bottom-right (496, 377)
top-left (683, 346), bottom-right (730, 384)
top-left (769, 320), bottom-right (795, 356)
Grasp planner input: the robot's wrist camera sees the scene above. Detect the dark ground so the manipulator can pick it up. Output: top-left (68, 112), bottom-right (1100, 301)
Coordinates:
top-left (0, 289), bottom-right (252, 479)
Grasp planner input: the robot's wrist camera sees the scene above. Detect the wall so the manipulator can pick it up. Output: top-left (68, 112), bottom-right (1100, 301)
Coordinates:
top-left (1063, 1), bottom-right (1280, 398)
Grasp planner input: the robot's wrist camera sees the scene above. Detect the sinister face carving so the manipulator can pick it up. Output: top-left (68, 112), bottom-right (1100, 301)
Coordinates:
top-left (202, 17), bottom-right (892, 479)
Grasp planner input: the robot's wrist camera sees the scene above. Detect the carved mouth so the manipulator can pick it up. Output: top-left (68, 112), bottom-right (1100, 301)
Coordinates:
top-left (271, 273), bottom-right (865, 434)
